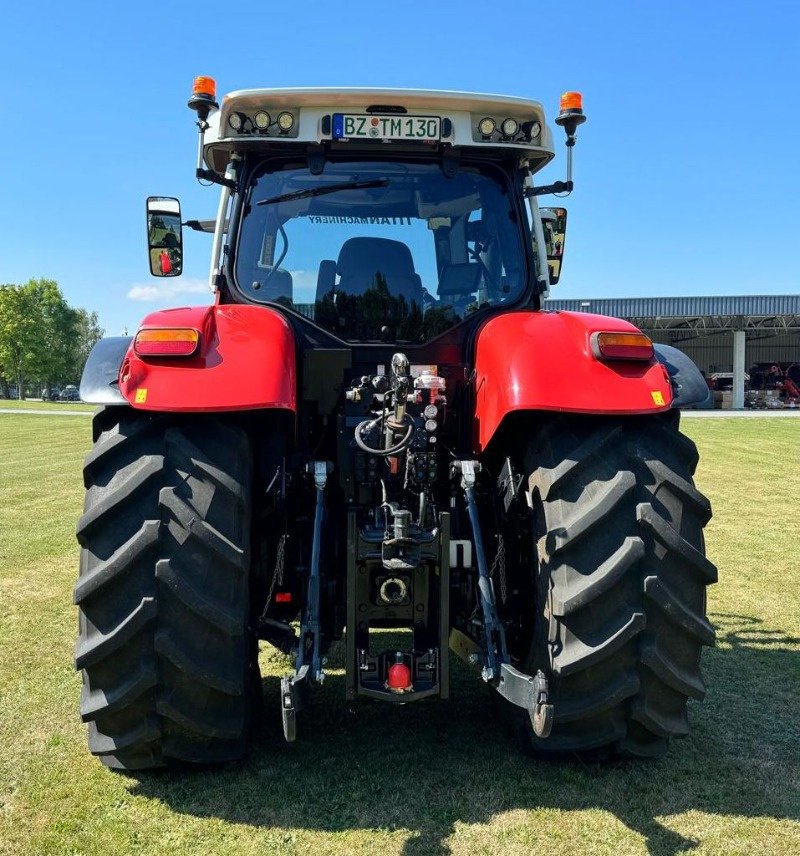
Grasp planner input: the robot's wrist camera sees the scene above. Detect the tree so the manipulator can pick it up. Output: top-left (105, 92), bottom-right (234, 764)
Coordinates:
top-left (29, 279), bottom-right (79, 389)
top-left (0, 283), bottom-right (40, 398)
top-left (72, 308), bottom-right (104, 380)
top-left (0, 279), bottom-right (103, 398)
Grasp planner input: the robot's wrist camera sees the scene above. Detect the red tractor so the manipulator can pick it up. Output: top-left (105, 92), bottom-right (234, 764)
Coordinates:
top-left (76, 80), bottom-right (715, 769)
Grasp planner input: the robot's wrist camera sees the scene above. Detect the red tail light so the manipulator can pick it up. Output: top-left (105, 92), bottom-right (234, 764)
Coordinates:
top-left (591, 331), bottom-right (654, 361)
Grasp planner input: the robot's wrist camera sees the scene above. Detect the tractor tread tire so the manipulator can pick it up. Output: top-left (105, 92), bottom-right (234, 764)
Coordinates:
top-left (519, 414), bottom-right (715, 758)
top-left (75, 408), bottom-right (254, 770)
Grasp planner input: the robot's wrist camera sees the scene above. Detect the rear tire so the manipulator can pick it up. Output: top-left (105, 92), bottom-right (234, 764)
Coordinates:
top-left (75, 408), bottom-right (256, 769)
top-left (513, 413), bottom-right (716, 758)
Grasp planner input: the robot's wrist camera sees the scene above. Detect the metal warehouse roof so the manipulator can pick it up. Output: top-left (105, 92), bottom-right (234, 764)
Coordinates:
top-left (543, 295), bottom-right (800, 330)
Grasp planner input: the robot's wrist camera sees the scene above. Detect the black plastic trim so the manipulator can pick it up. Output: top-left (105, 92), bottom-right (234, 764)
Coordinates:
top-left (654, 343), bottom-right (713, 409)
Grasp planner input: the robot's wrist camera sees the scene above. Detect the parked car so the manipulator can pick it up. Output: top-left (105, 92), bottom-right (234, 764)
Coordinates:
top-left (60, 385), bottom-right (80, 401)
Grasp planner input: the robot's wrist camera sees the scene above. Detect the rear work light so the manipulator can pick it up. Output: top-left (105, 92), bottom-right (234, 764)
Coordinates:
top-left (591, 331), bottom-right (654, 361)
top-left (134, 328), bottom-right (200, 357)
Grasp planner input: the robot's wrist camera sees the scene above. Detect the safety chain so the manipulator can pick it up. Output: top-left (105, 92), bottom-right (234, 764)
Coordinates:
top-left (259, 532), bottom-right (287, 622)
top-left (491, 533), bottom-right (507, 604)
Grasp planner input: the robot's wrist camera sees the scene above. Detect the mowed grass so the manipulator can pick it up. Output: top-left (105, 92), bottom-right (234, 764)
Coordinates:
top-left (0, 399), bottom-right (94, 412)
top-left (0, 413), bottom-right (798, 856)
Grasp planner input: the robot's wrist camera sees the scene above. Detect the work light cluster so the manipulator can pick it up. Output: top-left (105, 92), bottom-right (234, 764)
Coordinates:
top-left (227, 110), bottom-right (296, 135)
top-left (476, 116), bottom-right (541, 142)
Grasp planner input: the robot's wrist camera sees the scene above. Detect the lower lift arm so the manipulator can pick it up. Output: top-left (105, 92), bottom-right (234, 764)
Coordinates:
top-left (452, 460), bottom-right (554, 738)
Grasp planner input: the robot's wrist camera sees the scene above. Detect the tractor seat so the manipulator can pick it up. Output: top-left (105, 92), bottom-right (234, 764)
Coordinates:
top-left (316, 237), bottom-right (423, 305)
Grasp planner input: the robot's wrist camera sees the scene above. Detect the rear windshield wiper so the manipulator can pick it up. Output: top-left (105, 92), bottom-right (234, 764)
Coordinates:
top-left (257, 179), bottom-right (389, 206)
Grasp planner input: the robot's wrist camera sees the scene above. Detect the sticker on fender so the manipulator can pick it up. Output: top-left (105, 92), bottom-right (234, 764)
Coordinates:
top-left (651, 391), bottom-right (665, 406)
top-left (135, 388), bottom-right (148, 403)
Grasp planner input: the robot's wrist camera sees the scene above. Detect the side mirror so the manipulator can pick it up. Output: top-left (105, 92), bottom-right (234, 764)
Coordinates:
top-left (540, 207), bottom-right (567, 285)
top-left (147, 196), bottom-right (183, 277)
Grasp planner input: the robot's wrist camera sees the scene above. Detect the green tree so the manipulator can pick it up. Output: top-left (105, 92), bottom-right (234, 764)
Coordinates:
top-left (0, 279), bottom-right (103, 398)
top-left (29, 279), bottom-right (79, 389)
top-left (0, 283), bottom-right (41, 398)
top-left (72, 308), bottom-right (104, 380)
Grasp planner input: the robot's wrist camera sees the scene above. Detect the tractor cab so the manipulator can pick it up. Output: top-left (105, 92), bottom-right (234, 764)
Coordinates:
top-left (151, 84), bottom-right (583, 344)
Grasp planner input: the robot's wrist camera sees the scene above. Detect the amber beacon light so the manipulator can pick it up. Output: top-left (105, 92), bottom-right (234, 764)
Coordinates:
top-left (188, 75), bottom-right (219, 121)
top-left (559, 91), bottom-right (583, 112)
top-left (556, 90), bottom-right (586, 141)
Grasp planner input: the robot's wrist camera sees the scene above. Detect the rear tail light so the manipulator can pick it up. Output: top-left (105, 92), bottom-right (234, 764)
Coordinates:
top-left (591, 331), bottom-right (654, 361)
top-left (134, 328), bottom-right (200, 357)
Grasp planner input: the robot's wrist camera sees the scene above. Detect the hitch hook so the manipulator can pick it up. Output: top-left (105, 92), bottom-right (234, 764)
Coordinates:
top-left (531, 670), bottom-right (554, 738)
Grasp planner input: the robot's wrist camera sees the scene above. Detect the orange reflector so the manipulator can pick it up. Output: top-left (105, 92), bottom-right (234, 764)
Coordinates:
top-left (591, 331), bottom-right (654, 361)
top-left (274, 592), bottom-right (293, 603)
top-left (192, 76), bottom-right (216, 99)
top-left (560, 91), bottom-right (583, 112)
top-left (134, 328), bottom-right (200, 357)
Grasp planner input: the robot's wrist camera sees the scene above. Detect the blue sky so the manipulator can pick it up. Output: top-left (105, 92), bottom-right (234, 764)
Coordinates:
top-left (1, 0), bottom-right (797, 336)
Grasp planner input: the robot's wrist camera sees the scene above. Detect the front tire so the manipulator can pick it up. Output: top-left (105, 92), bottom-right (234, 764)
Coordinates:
top-left (515, 413), bottom-right (716, 758)
top-left (75, 408), bottom-right (255, 769)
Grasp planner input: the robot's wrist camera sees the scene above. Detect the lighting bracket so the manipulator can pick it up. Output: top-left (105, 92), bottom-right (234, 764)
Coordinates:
top-left (196, 168), bottom-right (237, 191)
top-left (525, 180), bottom-right (573, 197)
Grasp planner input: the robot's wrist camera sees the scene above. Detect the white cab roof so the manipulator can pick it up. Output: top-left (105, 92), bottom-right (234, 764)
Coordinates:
top-left (203, 87), bottom-right (556, 174)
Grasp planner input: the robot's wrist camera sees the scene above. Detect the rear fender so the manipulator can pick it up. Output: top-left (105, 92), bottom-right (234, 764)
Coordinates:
top-left (84, 304), bottom-right (297, 412)
top-left (473, 311), bottom-right (672, 451)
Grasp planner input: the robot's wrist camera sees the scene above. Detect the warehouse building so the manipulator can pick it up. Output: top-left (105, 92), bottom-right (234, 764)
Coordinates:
top-left (544, 295), bottom-right (800, 409)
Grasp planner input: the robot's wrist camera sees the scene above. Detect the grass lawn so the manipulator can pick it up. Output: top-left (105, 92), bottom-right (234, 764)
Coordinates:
top-left (0, 399), bottom-right (94, 412)
top-left (0, 413), bottom-right (798, 855)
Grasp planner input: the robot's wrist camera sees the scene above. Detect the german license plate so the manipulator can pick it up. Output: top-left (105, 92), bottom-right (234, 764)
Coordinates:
top-left (332, 113), bottom-right (441, 141)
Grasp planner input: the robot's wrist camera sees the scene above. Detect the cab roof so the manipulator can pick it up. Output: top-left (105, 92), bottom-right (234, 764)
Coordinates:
top-left (203, 87), bottom-right (555, 174)
top-left (222, 87), bottom-right (544, 113)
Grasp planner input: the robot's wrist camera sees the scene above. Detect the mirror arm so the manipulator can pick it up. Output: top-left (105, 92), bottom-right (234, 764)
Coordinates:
top-left (525, 180), bottom-right (573, 197)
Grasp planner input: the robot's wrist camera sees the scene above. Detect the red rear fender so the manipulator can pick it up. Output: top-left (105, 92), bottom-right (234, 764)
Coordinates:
top-left (473, 311), bottom-right (672, 450)
top-left (119, 304), bottom-right (296, 412)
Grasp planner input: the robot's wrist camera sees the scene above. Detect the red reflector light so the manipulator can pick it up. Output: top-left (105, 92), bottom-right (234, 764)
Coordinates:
top-left (591, 331), bottom-right (654, 361)
top-left (134, 328), bottom-right (200, 357)
top-left (274, 592), bottom-right (293, 603)
top-left (387, 661), bottom-right (413, 692)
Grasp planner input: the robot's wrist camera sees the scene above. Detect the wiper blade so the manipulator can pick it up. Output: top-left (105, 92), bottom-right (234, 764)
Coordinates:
top-left (257, 179), bottom-right (389, 206)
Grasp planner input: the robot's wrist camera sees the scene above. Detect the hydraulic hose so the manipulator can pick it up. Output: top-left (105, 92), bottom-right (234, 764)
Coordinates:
top-left (354, 413), bottom-right (413, 457)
